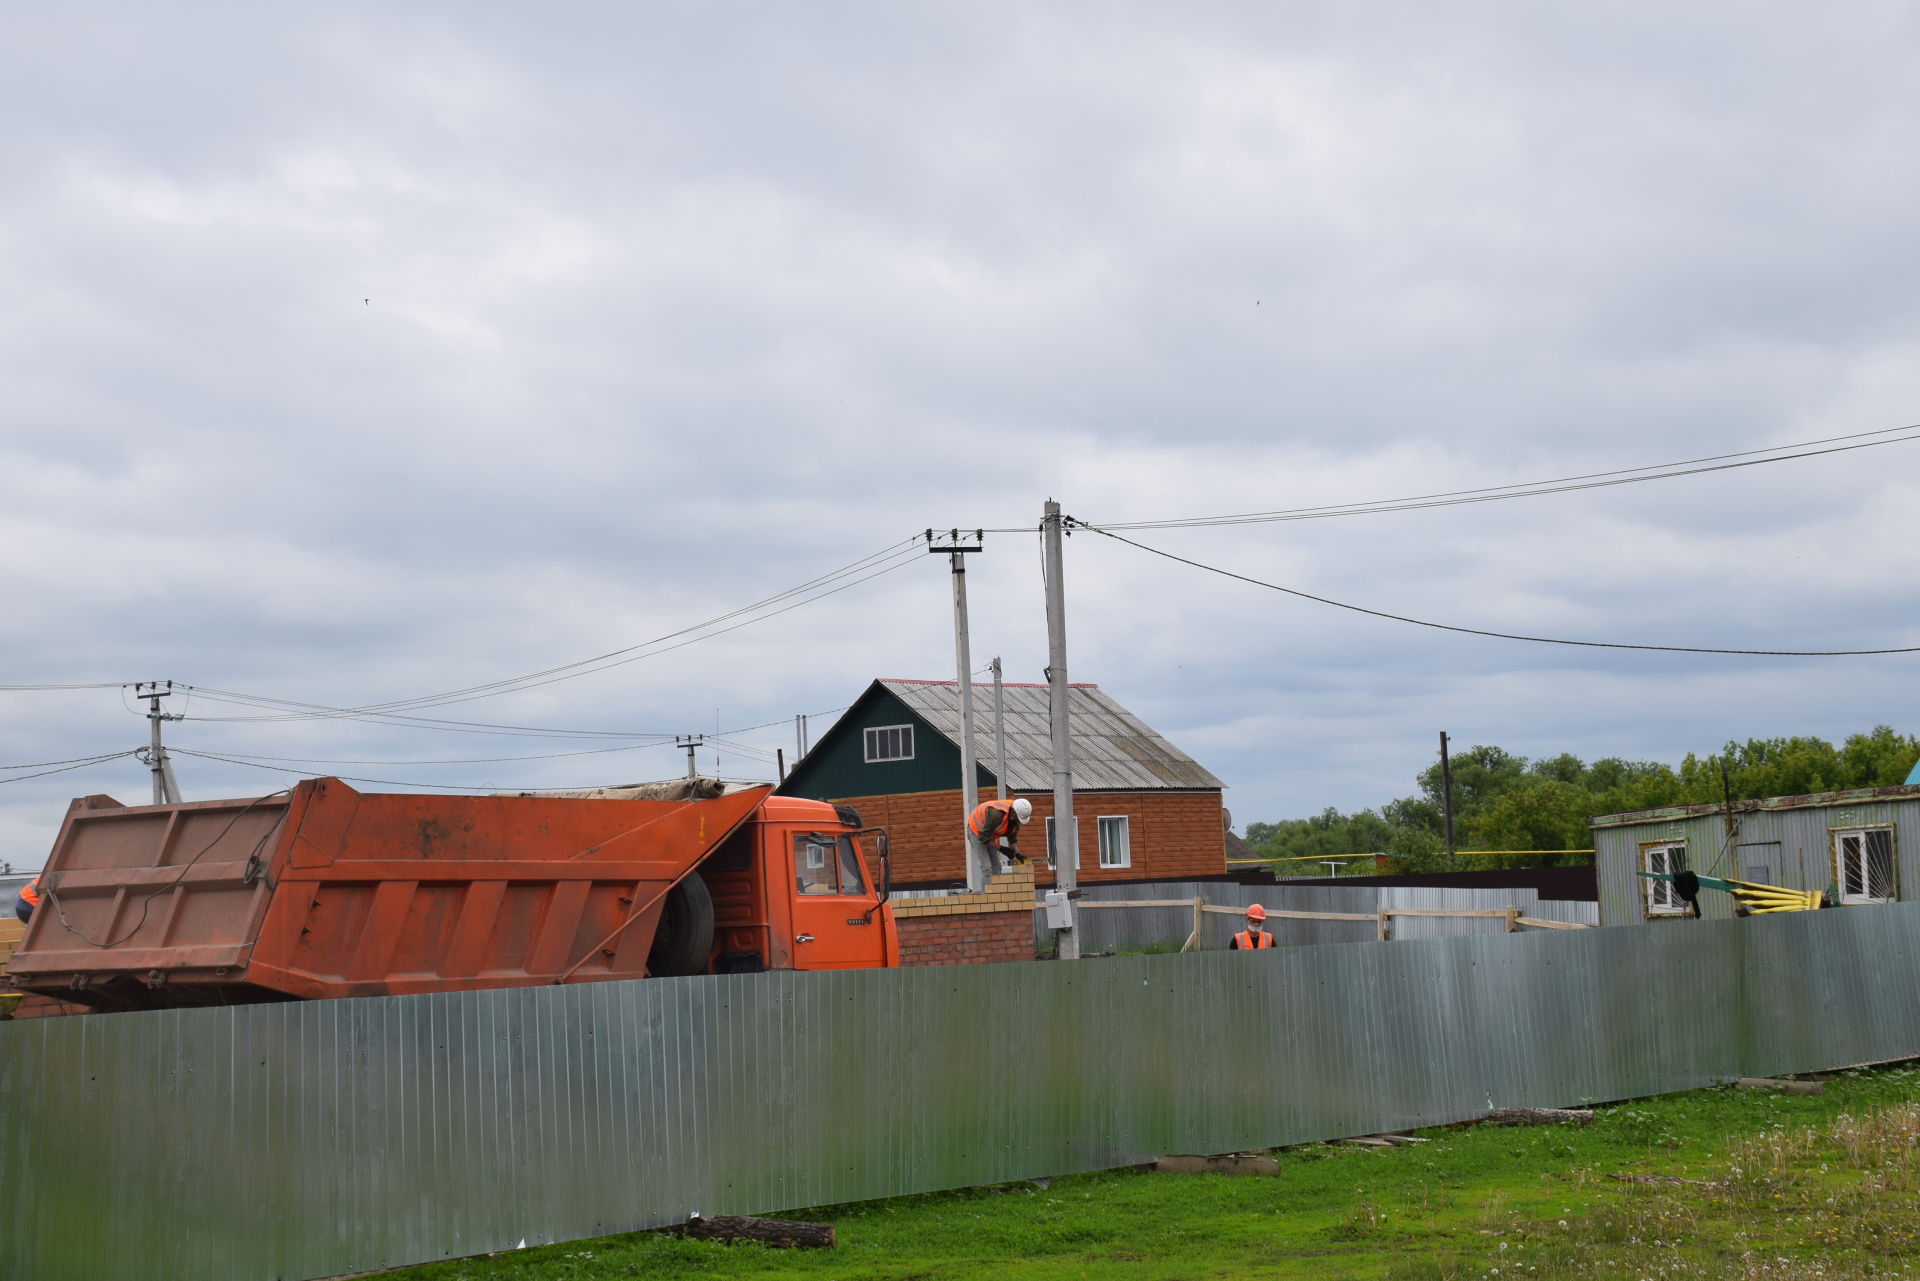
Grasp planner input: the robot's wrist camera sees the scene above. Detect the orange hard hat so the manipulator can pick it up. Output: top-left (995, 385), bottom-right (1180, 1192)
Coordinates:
top-left (1245, 903), bottom-right (1267, 922)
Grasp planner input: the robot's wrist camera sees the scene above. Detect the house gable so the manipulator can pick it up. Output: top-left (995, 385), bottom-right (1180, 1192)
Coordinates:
top-left (778, 681), bottom-right (995, 801)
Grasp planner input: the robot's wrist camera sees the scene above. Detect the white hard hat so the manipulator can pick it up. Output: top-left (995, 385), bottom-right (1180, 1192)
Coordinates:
top-left (1011, 798), bottom-right (1033, 822)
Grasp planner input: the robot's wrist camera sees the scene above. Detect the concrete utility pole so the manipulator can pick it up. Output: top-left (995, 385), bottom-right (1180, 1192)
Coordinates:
top-left (136, 681), bottom-right (183, 805)
top-left (990, 657), bottom-right (1008, 802)
top-left (929, 529), bottom-right (987, 891)
top-left (1042, 501), bottom-right (1079, 959)
top-left (676, 734), bottom-right (704, 779)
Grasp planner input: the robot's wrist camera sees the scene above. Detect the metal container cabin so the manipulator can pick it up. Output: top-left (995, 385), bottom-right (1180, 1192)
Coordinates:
top-left (1592, 782), bottom-right (1920, 926)
top-left (7, 779), bottom-right (897, 1011)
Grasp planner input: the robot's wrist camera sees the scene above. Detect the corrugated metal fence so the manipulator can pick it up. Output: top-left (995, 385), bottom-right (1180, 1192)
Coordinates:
top-left (2, 902), bottom-right (1913, 1281)
top-left (1058, 880), bottom-right (1598, 952)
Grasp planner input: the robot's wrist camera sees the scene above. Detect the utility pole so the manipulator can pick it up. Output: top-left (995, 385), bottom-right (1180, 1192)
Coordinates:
top-left (990, 657), bottom-right (1008, 802)
top-left (929, 529), bottom-right (987, 891)
top-left (1042, 501), bottom-right (1079, 959)
top-left (1439, 731), bottom-right (1456, 866)
top-left (676, 734), bottom-right (704, 780)
top-left (136, 681), bottom-right (183, 805)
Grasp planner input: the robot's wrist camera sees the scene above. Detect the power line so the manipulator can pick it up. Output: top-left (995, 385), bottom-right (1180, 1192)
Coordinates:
top-left (0, 751), bottom-right (141, 785)
top-left (1080, 522), bottom-right (1920, 657)
top-left (0, 682), bottom-right (129, 692)
top-left (166, 747), bottom-right (628, 793)
top-left (172, 740), bottom-right (687, 768)
top-left (178, 540), bottom-right (925, 727)
top-left (986, 424), bottom-right (1920, 534)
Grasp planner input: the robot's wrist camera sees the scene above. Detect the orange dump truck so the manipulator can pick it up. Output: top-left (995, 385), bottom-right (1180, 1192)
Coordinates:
top-left (6, 778), bottom-right (897, 1012)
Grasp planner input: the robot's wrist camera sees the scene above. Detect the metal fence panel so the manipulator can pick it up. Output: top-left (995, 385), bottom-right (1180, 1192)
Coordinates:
top-left (1054, 879), bottom-right (1597, 951)
top-left (5, 903), bottom-right (1920, 1281)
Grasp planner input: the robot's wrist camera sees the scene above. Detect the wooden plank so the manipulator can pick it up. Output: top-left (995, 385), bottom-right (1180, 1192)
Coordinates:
top-left (1076, 899), bottom-right (1208, 910)
top-left (1199, 905), bottom-right (1377, 922)
top-left (1381, 908), bottom-right (1515, 919)
top-left (1514, 916), bottom-right (1593, 931)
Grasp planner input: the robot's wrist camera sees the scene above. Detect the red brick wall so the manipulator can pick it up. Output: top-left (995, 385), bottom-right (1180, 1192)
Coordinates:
top-left (894, 909), bottom-right (1032, 966)
top-left (6, 993), bottom-right (89, 1020)
top-left (837, 788), bottom-right (1226, 887)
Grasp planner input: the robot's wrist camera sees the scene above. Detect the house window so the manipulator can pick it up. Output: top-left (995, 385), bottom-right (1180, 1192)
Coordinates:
top-left (863, 725), bottom-right (914, 763)
top-left (1833, 827), bottom-right (1895, 905)
top-left (1044, 816), bottom-right (1079, 871)
top-left (1097, 816), bottom-right (1131, 869)
top-left (1642, 841), bottom-right (1688, 916)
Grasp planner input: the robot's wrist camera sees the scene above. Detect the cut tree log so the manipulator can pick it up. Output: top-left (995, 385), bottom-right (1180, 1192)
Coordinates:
top-left (684, 1215), bottom-right (836, 1249)
top-left (1482, 1107), bottom-right (1593, 1126)
top-left (1154, 1154), bottom-right (1281, 1175)
top-left (1735, 1077), bottom-right (1824, 1095)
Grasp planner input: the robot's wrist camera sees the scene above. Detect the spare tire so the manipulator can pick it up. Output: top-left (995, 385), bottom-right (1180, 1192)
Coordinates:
top-left (648, 872), bottom-right (715, 977)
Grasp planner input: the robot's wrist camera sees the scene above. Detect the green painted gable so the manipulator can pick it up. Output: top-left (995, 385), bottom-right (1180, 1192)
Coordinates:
top-left (778, 681), bottom-right (997, 800)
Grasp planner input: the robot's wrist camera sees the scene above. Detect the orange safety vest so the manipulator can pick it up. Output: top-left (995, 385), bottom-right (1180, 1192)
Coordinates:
top-left (18, 877), bottom-right (40, 908)
top-left (967, 800), bottom-right (1021, 844)
top-left (1231, 929), bottom-right (1273, 950)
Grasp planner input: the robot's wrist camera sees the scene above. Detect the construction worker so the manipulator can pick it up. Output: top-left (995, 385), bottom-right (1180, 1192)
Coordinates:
top-left (13, 875), bottom-right (40, 924)
top-left (1230, 903), bottom-right (1274, 950)
top-left (967, 797), bottom-right (1032, 865)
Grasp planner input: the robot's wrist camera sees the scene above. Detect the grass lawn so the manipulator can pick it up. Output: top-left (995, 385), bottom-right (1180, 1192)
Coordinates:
top-left (381, 1063), bottom-right (1920, 1280)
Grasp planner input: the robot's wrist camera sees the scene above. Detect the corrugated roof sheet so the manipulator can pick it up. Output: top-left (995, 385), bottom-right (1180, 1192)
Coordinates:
top-left (879, 679), bottom-right (1224, 792)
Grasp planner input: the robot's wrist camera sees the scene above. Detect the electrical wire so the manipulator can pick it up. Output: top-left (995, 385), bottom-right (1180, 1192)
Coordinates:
top-left (178, 541), bottom-right (925, 727)
top-left (983, 424), bottom-right (1920, 534)
top-left (167, 747), bottom-right (644, 793)
top-left (168, 740), bottom-right (686, 767)
top-left (1079, 521), bottom-right (1920, 657)
top-left (0, 751), bottom-right (141, 785)
top-left (0, 682), bottom-right (129, 691)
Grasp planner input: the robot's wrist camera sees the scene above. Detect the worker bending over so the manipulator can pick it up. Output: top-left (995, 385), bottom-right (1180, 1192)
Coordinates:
top-left (1231, 903), bottom-right (1274, 949)
top-left (967, 797), bottom-right (1032, 865)
top-left (13, 876), bottom-right (39, 924)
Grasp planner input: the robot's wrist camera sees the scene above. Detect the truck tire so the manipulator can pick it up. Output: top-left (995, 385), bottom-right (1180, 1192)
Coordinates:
top-left (648, 872), bottom-right (715, 977)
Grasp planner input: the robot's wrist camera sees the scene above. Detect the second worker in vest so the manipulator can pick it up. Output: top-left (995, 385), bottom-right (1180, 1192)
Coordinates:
top-left (967, 797), bottom-right (1032, 866)
top-left (1231, 902), bottom-right (1274, 949)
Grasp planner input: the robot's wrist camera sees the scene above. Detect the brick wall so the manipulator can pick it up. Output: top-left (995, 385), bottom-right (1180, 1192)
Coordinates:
top-left (5, 993), bottom-right (90, 1020)
top-left (837, 788), bottom-right (1227, 887)
top-left (889, 865), bottom-right (1036, 965)
top-left (894, 910), bottom-right (1031, 966)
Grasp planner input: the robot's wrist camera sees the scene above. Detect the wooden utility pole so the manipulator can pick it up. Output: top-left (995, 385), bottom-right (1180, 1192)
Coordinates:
top-left (1439, 731), bottom-right (1456, 866)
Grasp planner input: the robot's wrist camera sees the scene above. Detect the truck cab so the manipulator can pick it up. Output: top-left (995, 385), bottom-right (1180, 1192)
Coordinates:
top-left (698, 796), bottom-right (897, 973)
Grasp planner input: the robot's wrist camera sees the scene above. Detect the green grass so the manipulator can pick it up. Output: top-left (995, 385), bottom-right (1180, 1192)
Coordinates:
top-left (383, 1064), bottom-right (1920, 1280)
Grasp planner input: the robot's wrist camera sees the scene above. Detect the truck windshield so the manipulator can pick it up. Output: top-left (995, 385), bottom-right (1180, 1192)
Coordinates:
top-left (794, 834), bottom-right (867, 896)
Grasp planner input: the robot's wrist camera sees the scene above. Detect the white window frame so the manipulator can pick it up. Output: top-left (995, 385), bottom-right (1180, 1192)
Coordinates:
top-left (1832, 826), bottom-right (1896, 905)
top-left (1044, 815), bottom-right (1079, 871)
top-left (1642, 841), bottom-right (1688, 917)
top-left (1096, 815), bottom-right (1131, 869)
top-left (862, 724), bottom-right (914, 763)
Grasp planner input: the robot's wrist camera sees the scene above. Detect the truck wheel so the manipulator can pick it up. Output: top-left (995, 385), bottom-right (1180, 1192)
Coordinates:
top-left (648, 872), bottom-right (715, 977)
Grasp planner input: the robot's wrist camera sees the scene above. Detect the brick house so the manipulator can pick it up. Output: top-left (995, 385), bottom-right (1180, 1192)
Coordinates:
top-left (778, 678), bottom-right (1229, 890)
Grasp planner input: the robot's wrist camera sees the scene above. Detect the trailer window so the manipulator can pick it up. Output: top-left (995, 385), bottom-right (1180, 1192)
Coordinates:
top-left (1642, 841), bottom-right (1688, 916)
top-left (1833, 827), bottom-right (1895, 905)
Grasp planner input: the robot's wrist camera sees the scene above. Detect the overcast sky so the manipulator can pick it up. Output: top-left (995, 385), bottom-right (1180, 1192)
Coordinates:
top-left (5, 3), bottom-right (1919, 867)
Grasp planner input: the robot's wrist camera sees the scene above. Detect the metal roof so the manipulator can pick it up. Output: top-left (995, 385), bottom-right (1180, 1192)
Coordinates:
top-left (1590, 781), bottom-right (1920, 829)
top-left (878, 679), bottom-right (1224, 792)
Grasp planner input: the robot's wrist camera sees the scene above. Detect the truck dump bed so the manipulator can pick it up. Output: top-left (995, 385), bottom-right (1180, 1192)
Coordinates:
top-left (7, 778), bottom-right (770, 1011)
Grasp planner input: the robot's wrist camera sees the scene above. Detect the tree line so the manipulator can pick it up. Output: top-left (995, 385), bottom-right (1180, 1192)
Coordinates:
top-left (1244, 726), bottom-right (1920, 873)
